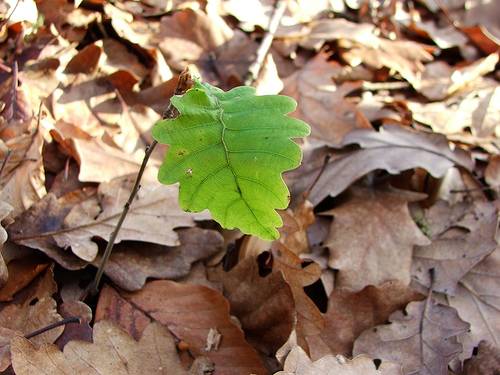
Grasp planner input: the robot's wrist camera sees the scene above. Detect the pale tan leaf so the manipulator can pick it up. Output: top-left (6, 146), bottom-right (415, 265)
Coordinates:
top-left (353, 299), bottom-right (470, 375)
top-left (306, 125), bottom-right (473, 205)
top-left (324, 187), bottom-right (430, 291)
top-left (11, 320), bottom-right (187, 375)
top-left (0, 268), bottom-right (63, 371)
top-left (123, 280), bottom-right (268, 375)
top-left (276, 346), bottom-right (402, 375)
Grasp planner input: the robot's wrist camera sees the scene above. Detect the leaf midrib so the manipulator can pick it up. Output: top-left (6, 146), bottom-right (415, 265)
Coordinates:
top-left (213, 94), bottom-right (275, 238)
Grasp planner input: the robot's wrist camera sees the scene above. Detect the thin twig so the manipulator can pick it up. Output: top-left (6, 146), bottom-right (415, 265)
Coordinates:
top-left (89, 68), bottom-right (194, 295)
top-left (0, 149), bottom-right (12, 182)
top-left (243, 0), bottom-right (288, 86)
top-left (24, 317), bottom-right (81, 339)
top-left (303, 154), bottom-right (330, 199)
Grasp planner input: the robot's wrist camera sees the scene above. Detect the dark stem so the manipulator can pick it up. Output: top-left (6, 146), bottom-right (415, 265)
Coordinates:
top-left (25, 317), bottom-right (80, 339)
top-left (243, 0), bottom-right (288, 86)
top-left (303, 154), bottom-right (331, 199)
top-left (89, 68), bottom-right (194, 295)
top-left (0, 149), bottom-right (12, 182)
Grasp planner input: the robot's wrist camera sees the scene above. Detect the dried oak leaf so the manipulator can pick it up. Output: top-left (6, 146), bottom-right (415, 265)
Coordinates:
top-left (275, 346), bottom-right (402, 375)
top-left (415, 53), bottom-right (499, 101)
top-left (95, 227), bottom-right (224, 291)
top-left (8, 190), bottom-right (94, 270)
top-left (0, 201), bottom-right (12, 287)
top-left (222, 254), bottom-right (296, 354)
top-left (152, 8), bottom-right (233, 71)
top-left (309, 281), bottom-right (423, 358)
top-left (0, 268), bottom-right (63, 371)
top-left (462, 341), bottom-right (500, 375)
top-left (272, 244), bottom-right (325, 355)
top-left (0, 257), bottom-right (49, 302)
top-left (11, 320), bottom-right (187, 375)
top-left (296, 18), bottom-right (433, 86)
top-left (412, 200), bottom-right (498, 295)
top-left (446, 246), bottom-right (500, 360)
top-left (323, 187), bottom-right (429, 292)
top-left (281, 52), bottom-right (372, 147)
top-left (123, 280), bottom-right (267, 375)
top-left (306, 125), bottom-right (474, 205)
top-left (353, 299), bottom-right (469, 375)
top-left (52, 173), bottom-right (209, 262)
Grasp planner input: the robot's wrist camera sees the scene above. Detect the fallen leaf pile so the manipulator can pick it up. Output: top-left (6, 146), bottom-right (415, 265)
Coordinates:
top-left (0, 0), bottom-right (498, 374)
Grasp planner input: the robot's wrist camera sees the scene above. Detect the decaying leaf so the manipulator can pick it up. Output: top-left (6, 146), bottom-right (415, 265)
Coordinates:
top-left (462, 341), bottom-right (500, 375)
top-left (276, 345), bottom-right (402, 375)
top-left (324, 187), bottom-right (430, 291)
top-left (353, 299), bottom-right (469, 375)
top-left (307, 125), bottom-right (474, 205)
top-left (0, 268), bottom-right (63, 371)
top-left (412, 200), bottom-right (498, 295)
top-left (53, 173), bottom-right (209, 262)
top-left (223, 254), bottom-right (296, 354)
top-left (123, 280), bottom-right (268, 374)
top-left (281, 53), bottom-right (372, 146)
top-left (310, 281), bottom-right (423, 358)
top-left (446, 246), bottom-right (500, 360)
top-left (11, 320), bottom-right (187, 375)
top-left (96, 227), bottom-right (224, 291)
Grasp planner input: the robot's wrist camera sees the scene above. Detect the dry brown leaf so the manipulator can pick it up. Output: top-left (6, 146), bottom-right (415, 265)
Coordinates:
top-left (324, 187), bottom-right (430, 291)
top-left (462, 341), bottom-right (500, 375)
top-left (416, 53), bottom-right (499, 101)
top-left (123, 280), bottom-right (268, 375)
top-left (353, 299), bottom-right (470, 375)
top-left (52, 173), bottom-right (208, 262)
top-left (8, 191), bottom-right (94, 270)
top-left (0, 128), bottom-right (46, 216)
top-left (222, 254), bottom-right (295, 354)
top-left (485, 154), bottom-right (500, 188)
top-left (0, 200), bottom-right (12, 287)
top-left (278, 199), bottom-right (315, 255)
top-left (272, 244), bottom-right (325, 355)
top-left (96, 227), bottom-right (224, 291)
top-left (446, 246), bottom-right (500, 360)
top-left (295, 18), bottom-right (433, 85)
top-left (95, 285), bottom-right (151, 341)
top-left (304, 125), bottom-right (474, 205)
top-left (11, 320), bottom-right (187, 375)
top-left (153, 8), bottom-right (233, 71)
top-left (275, 346), bottom-right (402, 375)
top-left (412, 200), bottom-right (498, 295)
top-left (55, 300), bottom-right (93, 349)
top-left (409, 84), bottom-right (500, 141)
top-left (0, 268), bottom-right (63, 371)
top-left (0, 257), bottom-right (49, 301)
top-left (281, 53), bottom-right (372, 146)
top-left (309, 281), bottom-right (423, 358)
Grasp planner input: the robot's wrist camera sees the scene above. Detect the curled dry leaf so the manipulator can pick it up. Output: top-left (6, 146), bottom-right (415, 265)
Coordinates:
top-left (415, 53), bottom-right (499, 101)
top-left (281, 53), bottom-right (372, 147)
top-left (123, 280), bottom-right (268, 375)
top-left (275, 345), bottom-right (402, 375)
top-left (11, 320), bottom-right (187, 375)
top-left (446, 246), bottom-right (500, 360)
top-left (52, 173), bottom-right (209, 262)
top-left (308, 281), bottom-right (423, 359)
top-left (95, 227), bottom-right (224, 291)
top-left (0, 268), bottom-right (63, 371)
top-left (324, 187), bottom-right (430, 292)
top-left (353, 299), bottom-right (470, 375)
top-left (272, 244), bottom-right (325, 355)
top-left (307, 125), bottom-right (474, 205)
top-left (462, 341), bottom-right (500, 375)
top-left (222, 254), bottom-right (296, 354)
top-left (412, 200), bottom-right (498, 295)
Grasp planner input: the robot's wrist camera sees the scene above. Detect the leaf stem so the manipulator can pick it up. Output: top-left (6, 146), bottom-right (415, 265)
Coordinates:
top-left (24, 317), bottom-right (80, 339)
top-left (89, 68), bottom-right (194, 295)
top-left (243, 0), bottom-right (288, 86)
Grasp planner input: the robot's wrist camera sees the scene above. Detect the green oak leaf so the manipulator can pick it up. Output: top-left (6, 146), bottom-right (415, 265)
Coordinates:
top-left (152, 80), bottom-right (310, 240)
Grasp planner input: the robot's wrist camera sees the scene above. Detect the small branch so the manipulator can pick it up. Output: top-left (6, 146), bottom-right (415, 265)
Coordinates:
top-left (243, 0), bottom-right (288, 86)
top-left (89, 68), bottom-right (194, 295)
top-left (24, 317), bottom-right (80, 339)
top-left (0, 149), bottom-right (12, 182)
top-left (303, 154), bottom-right (330, 199)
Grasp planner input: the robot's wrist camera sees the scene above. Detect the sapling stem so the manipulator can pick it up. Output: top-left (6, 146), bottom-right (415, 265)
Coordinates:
top-left (89, 68), bottom-right (194, 295)
top-left (24, 317), bottom-right (80, 339)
